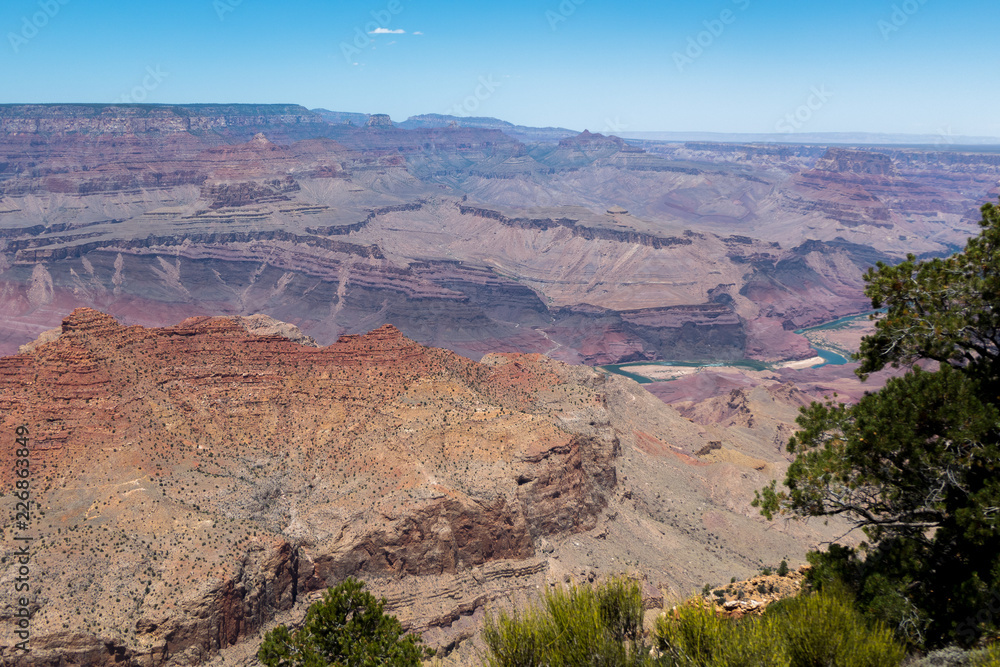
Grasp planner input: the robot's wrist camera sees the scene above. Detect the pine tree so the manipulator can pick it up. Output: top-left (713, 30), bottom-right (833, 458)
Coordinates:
top-left (755, 200), bottom-right (1000, 647)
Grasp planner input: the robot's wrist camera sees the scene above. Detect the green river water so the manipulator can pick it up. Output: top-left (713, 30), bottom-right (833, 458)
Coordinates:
top-left (600, 310), bottom-right (880, 384)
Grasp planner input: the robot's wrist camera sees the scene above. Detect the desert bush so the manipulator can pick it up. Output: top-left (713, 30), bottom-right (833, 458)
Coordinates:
top-left (596, 575), bottom-right (645, 642)
top-left (482, 576), bottom-right (648, 667)
top-left (656, 588), bottom-right (905, 667)
top-left (804, 544), bottom-right (930, 646)
top-left (972, 644), bottom-right (1000, 667)
top-left (773, 588), bottom-right (906, 667)
top-left (906, 644), bottom-right (1000, 666)
top-left (906, 646), bottom-right (974, 666)
top-left (486, 578), bottom-right (906, 667)
top-left (908, 644), bottom-right (1000, 667)
top-left (655, 600), bottom-right (787, 667)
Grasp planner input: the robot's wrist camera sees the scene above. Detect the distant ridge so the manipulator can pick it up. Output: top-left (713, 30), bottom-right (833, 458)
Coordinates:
top-left (0, 103), bottom-right (333, 142)
top-left (619, 130), bottom-right (1000, 147)
top-left (398, 113), bottom-right (577, 142)
top-left (311, 108), bottom-right (372, 126)
top-left (7, 104), bottom-right (996, 148)
top-left (0, 102), bottom-right (318, 117)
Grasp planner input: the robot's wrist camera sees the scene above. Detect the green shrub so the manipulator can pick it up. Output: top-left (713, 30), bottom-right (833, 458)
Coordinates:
top-left (804, 544), bottom-right (930, 646)
top-left (596, 575), bottom-right (645, 642)
top-left (482, 576), bottom-right (648, 667)
top-left (973, 644), bottom-right (1000, 667)
top-left (258, 577), bottom-right (428, 667)
top-left (655, 601), bottom-right (787, 667)
top-left (777, 560), bottom-right (789, 577)
top-left (909, 644), bottom-right (1000, 666)
top-left (908, 646), bottom-right (973, 666)
top-left (486, 578), bottom-right (906, 667)
top-left (773, 588), bottom-right (906, 667)
top-left (655, 588), bottom-right (905, 667)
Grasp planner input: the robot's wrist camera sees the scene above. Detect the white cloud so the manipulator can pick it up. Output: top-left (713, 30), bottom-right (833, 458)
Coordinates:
top-left (413, 31), bottom-right (424, 35)
top-left (368, 28), bottom-right (405, 34)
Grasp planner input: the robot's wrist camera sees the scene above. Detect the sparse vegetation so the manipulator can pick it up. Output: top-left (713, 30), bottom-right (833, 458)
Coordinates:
top-left (656, 599), bottom-right (788, 667)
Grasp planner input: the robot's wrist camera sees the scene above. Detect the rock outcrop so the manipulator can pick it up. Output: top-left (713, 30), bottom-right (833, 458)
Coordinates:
top-left (0, 309), bottom-right (852, 666)
top-left (365, 114), bottom-right (394, 128)
top-left (0, 310), bottom-right (618, 665)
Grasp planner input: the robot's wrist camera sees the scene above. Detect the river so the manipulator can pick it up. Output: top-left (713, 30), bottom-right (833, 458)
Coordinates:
top-left (600, 310), bottom-right (881, 383)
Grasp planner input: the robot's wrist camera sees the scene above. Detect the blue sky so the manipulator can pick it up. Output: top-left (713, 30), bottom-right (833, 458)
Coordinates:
top-left (1, 0), bottom-right (996, 136)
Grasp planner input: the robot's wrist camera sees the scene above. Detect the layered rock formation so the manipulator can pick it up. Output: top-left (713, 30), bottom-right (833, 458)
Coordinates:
top-left (0, 104), bottom-right (995, 367)
top-left (0, 310), bottom-right (846, 665)
top-left (0, 104), bottom-right (330, 141)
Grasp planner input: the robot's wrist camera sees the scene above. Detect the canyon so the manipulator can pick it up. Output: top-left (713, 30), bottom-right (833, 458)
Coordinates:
top-left (0, 309), bottom-right (848, 665)
top-left (0, 104), bottom-right (997, 665)
top-left (0, 104), bottom-right (996, 367)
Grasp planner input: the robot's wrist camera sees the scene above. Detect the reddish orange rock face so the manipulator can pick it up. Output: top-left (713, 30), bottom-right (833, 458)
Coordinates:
top-left (0, 309), bottom-right (618, 665)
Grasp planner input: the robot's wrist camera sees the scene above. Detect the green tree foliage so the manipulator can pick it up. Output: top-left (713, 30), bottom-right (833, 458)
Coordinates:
top-left (857, 200), bottom-right (1000, 384)
top-left (754, 201), bottom-right (1000, 647)
top-left (482, 576), bottom-right (648, 667)
top-left (258, 577), bottom-right (429, 667)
